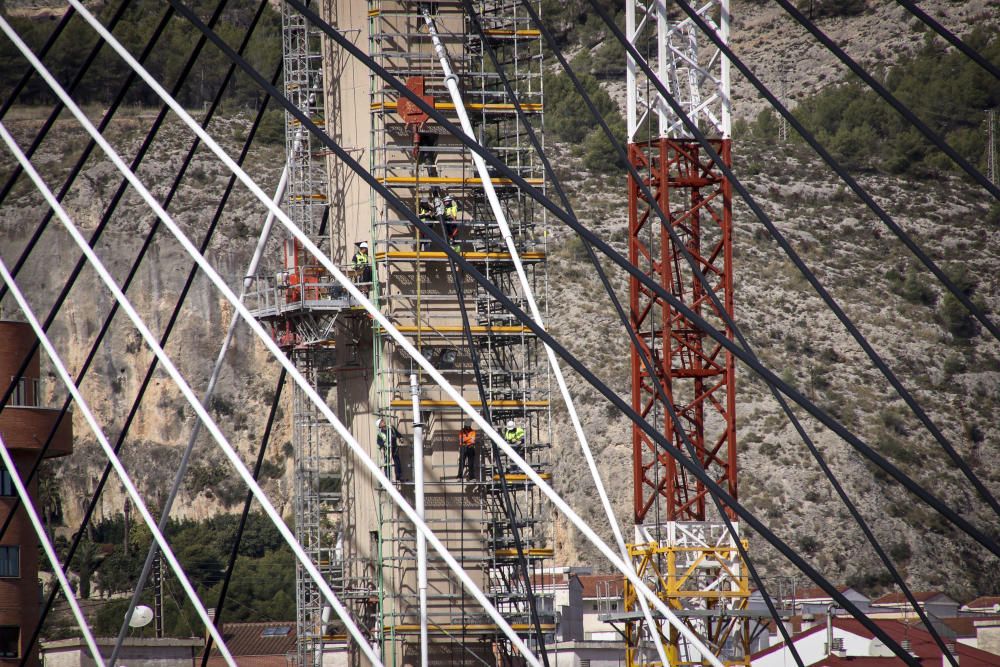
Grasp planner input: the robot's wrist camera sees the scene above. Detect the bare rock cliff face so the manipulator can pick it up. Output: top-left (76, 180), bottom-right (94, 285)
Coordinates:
top-left (0, 111), bottom-right (292, 530)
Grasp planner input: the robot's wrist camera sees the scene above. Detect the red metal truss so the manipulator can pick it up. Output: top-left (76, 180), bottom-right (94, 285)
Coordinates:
top-left (629, 138), bottom-right (737, 524)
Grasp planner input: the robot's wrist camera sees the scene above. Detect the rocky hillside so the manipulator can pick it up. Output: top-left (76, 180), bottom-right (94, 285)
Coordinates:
top-left (0, 108), bottom-right (292, 528)
top-left (545, 137), bottom-right (1000, 599)
top-left (0, 0), bottom-right (998, 604)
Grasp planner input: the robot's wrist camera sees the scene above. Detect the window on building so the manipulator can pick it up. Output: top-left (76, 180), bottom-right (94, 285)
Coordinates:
top-left (0, 466), bottom-right (13, 497)
top-left (0, 626), bottom-right (18, 658)
top-left (7, 377), bottom-right (39, 408)
top-left (0, 546), bottom-right (19, 578)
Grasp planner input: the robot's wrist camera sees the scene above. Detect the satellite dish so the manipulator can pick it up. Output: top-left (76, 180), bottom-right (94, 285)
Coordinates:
top-left (128, 606), bottom-right (154, 628)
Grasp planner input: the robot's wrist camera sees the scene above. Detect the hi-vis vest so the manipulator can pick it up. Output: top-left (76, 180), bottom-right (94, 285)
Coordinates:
top-left (353, 251), bottom-right (369, 269)
top-left (460, 428), bottom-right (476, 447)
top-left (503, 427), bottom-right (525, 444)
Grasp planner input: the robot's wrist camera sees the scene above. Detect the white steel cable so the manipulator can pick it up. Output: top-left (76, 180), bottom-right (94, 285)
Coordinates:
top-left (422, 12), bottom-right (672, 665)
top-left (0, 432), bottom-right (103, 665)
top-left (39, 7), bottom-right (723, 663)
top-left (0, 40), bottom-right (380, 667)
top-left (0, 120), bottom-right (238, 667)
top-left (0, 15), bottom-right (516, 665)
top-left (108, 166), bottom-right (288, 666)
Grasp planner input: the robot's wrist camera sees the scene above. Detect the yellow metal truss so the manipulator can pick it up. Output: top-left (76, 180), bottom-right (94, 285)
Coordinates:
top-left (623, 537), bottom-right (751, 667)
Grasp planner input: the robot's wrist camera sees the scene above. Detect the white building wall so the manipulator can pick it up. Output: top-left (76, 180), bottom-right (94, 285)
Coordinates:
top-left (752, 629), bottom-right (870, 667)
top-left (582, 597), bottom-right (623, 640)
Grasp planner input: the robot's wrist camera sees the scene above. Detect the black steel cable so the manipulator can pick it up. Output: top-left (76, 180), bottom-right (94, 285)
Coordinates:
top-left (0, 6), bottom-right (180, 541)
top-left (417, 13), bottom-right (550, 662)
top-left (677, 0), bottom-right (1000, 516)
top-left (200, 368), bottom-right (287, 667)
top-left (164, 8), bottom-right (958, 663)
top-left (0, 7), bottom-right (75, 118)
top-left (0, 2), bottom-right (162, 305)
top-left (716, 21), bottom-right (1000, 346)
top-left (464, 4), bottom-right (803, 664)
top-left (894, 0), bottom-right (1000, 81)
top-left (0, 2), bottom-right (130, 208)
top-left (17, 11), bottom-right (281, 661)
top-left (643, 4), bottom-right (988, 659)
top-left (510, 9), bottom-right (963, 661)
top-left (584, 0), bottom-right (1000, 547)
top-left (0, 0), bottom-right (241, 545)
top-left (185, 0), bottom-right (1000, 567)
top-left (0, 1), bottom-right (164, 422)
top-left (473, 2), bottom-right (805, 662)
top-left (772, 0), bottom-right (999, 200)
top-left (443, 245), bottom-right (550, 665)
top-left (179, 0), bottom-right (1000, 581)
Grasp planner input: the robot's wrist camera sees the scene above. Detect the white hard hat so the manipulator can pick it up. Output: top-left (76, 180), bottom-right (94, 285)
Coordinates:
top-left (376, 417), bottom-right (384, 426)
top-left (506, 420), bottom-right (515, 429)
top-left (359, 241), bottom-right (368, 249)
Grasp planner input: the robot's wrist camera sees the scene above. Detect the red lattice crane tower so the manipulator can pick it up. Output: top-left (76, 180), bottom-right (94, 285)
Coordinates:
top-left (618, 2), bottom-right (750, 665)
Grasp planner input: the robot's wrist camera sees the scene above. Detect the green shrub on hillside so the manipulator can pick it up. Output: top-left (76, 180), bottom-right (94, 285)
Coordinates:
top-left (79, 513), bottom-right (296, 637)
top-left (545, 64), bottom-right (626, 172)
top-left (934, 265), bottom-right (980, 339)
top-left (794, 27), bottom-right (1000, 176)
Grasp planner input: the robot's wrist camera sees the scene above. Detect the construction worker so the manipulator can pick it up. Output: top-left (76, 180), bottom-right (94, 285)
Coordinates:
top-left (376, 417), bottom-right (403, 482)
top-left (457, 420), bottom-right (477, 481)
top-left (417, 200), bottom-right (435, 251)
top-left (353, 241), bottom-right (372, 288)
top-left (503, 419), bottom-right (526, 471)
top-left (430, 191), bottom-right (461, 247)
top-left (441, 193), bottom-right (460, 250)
top-left (503, 420), bottom-right (525, 447)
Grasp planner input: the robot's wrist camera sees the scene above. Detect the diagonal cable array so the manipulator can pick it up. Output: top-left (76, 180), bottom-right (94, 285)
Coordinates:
top-left (56, 3), bottom-right (738, 662)
top-left (0, 118), bottom-right (239, 665)
top-left (773, 0), bottom-right (999, 200)
top-left (152, 2), bottom-right (964, 664)
top-left (279, 0), bottom-right (999, 587)
top-left (464, 2), bottom-right (786, 664)
top-left (3, 2), bottom-right (988, 664)
top-left (274, 1), bottom-right (998, 576)
top-left (0, 1), bottom-right (996, 665)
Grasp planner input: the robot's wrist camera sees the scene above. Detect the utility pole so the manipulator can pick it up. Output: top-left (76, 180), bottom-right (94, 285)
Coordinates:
top-left (153, 550), bottom-right (164, 638)
top-left (987, 109), bottom-right (997, 185)
top-left (779, 75), bottom-right (789, 143)
top-left (123, 497), bottom-right (131, 557)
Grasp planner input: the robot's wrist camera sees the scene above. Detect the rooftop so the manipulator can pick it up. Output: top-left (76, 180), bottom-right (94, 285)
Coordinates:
top-left (754, 617), bottom-right (998, 666)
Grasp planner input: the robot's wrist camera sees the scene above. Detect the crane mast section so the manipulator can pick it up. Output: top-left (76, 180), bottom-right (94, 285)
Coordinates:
top-left (622, 2), bottom-right (746, 665)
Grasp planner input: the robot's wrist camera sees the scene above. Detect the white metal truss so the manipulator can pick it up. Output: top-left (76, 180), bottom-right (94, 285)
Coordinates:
top-left (626, 0), bottom-right (732, 141)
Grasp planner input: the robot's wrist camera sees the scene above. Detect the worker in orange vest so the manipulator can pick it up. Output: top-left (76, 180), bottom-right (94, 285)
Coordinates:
top-left (457, 420), bottom-right (477, 481)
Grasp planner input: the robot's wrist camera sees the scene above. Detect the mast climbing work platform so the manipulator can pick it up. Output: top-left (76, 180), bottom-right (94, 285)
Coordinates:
top-left (358, 1), bottom-right (553, 664)
top-left (247, 3), bottom-right (364, 666)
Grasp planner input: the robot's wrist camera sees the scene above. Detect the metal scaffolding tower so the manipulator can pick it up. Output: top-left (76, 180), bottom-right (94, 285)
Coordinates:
top-left (249, 3), bottom-right (360, 666)
top-left (363, 1), bottom-right (552, 664)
